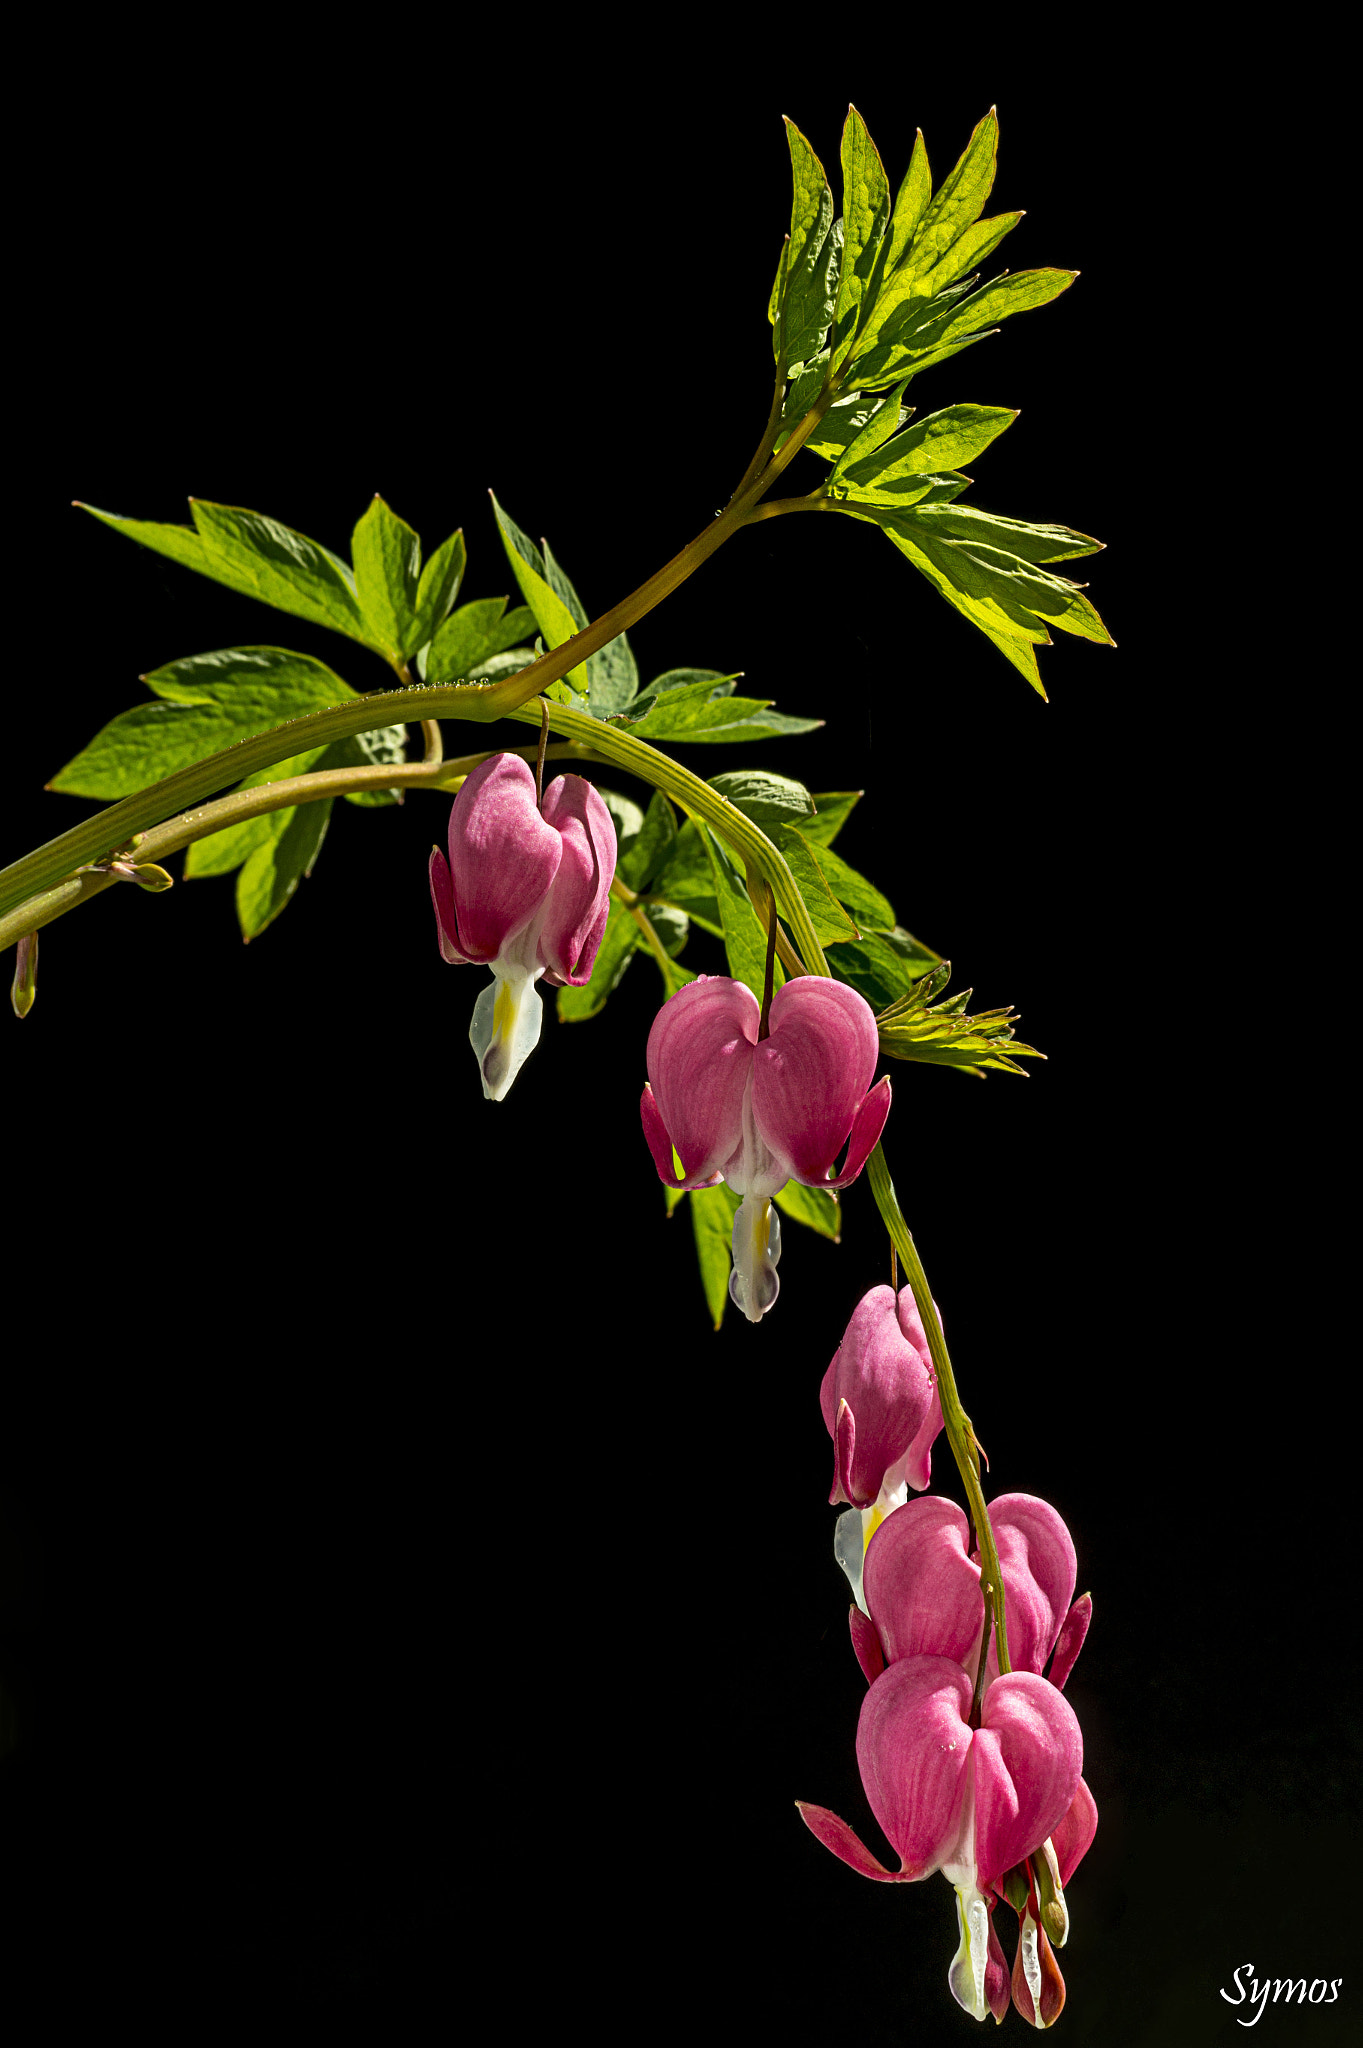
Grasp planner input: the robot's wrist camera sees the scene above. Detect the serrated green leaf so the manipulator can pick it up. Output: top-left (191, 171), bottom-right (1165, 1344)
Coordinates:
top-left (797, 836), bottom-right (895, 928)
top-left (490, 494), bottom-right (589, 694)
top-left (556, 896), bottom-right (640, 1021)
top-left (832, 105), bottom-right (891, 368)
top-left (840, 504), bottom-right (1051, 693)
top-left (781, 120), bottom-right (838, 370)
top-left (911, 210), bottom-right (1022, 301)
top-left (351, 494), bottom-right (422, 661)
top-left (773, 1180), bottom-right (841, 1242)
top-left (707, 769), bottom-right (814, 829)
top-left (931, 268), bottom-right (1077, 347)
top-left (424, 596), bottom-right (537, 681)
top-left (906, 503), bottom-right (1103, 564)
top-left (884, 130), bottom-right (932, 273)
top-left (411, 528), bottom-right (466, 651)
top-left (901, 108), bottom-right (998, 284)
top-left (619, 790), bottom-right (676, 891)
top-left (698, 819), bottom-right (779, 999)
top-left (543, 533), bottom-right (638, 717)
top-left (839, 404), bottom-right (1017, 496)
top-left (805, 388), bottom-right (911, 462)
top-left (797, 791), bottom-right (863, 848)
top-left (770, 824), bottom-right (859, 944)
top-left (690, 1181), bottom-right (742, 1329)
top-left (77, 500), bottom-right (367, 644)
top-left (826, 925), bottom-right (943, 1009)
top-left (616, 676), bottom-right (818, 744)
top-left (875, 964), bottom-right (1041, 1076)
top-left (828, 379), bottom-right (913, 483)
top-left (49, 647), bottom-right (357, 797)
top-left (188, 500), bottom-right (366, 641)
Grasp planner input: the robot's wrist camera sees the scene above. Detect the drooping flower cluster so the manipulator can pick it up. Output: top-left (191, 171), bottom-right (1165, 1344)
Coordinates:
top-left (429, 753), bottom-right (616, 1099)
top-left (803, 1305), bottom-right (1097, 2027)
top-left (640, 973), bottom-right (891, 1319)
top-left (429, 770), bottom-right (1095, 2027)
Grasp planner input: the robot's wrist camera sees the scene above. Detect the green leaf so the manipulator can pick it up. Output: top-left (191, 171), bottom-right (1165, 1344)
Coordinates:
top-left (773, 1180), bottom-right (841, 1242)
top-left (234, 797), bottom-right (334, 942)
top-left (828, 380), bottom-right (912, 482)
top-left (837, 404), bottom-right (1018, 497)
top-left (182, 744), bottom-right (329, 877)
top-left (690, 1182), bottom-right (742, 1330)
top-left (797, 791), bottom-right (863, 848)
top-left (767, 237), bottom-right (788, 359)
top-left (351, 494), bottom-right (422, 661)
top-left (826, 925), bottom-right (942, 1009)
top-left (424, 596), bottom-right (537, 681)
top-left (188, 500), bottom-right (366, 641)
top-left (832, 105), bottom-right (891, 368)
top-left (930, 267), bottom-right (1077, 347)
top-left (839, 507), bottom-right (1054, 694)
top-left (906, 503), bottom-right (1104, 564)
top-left (780, 119), bottom-right (839, 370)
top-left (490, 494), bottom-right (589, 694)
top-left (49, 647), bottom-right (357, 797)
top-left (541, 536), bottom-right (639, 717)
top-left (649, 818), bottom-right (713, 903)
top-left (619, 790), bottom-right (676, 891)
top-left (556, 896), bottom-right (640, 1020)
top-left (770, 824), bottom-right (859, 944)
top-left (325, 725), bottom-right (409, 808)
top-left (875, 960), bottom-right (1041, 1076)
top-left (597, 788), bottom-right (646, 859)
top-left (411, 528), bottom-right (466, 651)
top-left (698, 820), bottom-right (779, 999)
top-left (616, 676), bottom-right (820, 743)
top-left (77, 499), bottom-right (367, 645)
top-left (794, 834), bottom-right (895, 928)
top-left (900, 107), bottom-right (998, 285)
top-left (910, 210), bottom-right (1023, 300)
top-left (806, 388), bottom-right (911, 462)
top-left (883, 130), bottom-right (932, 274)
top-left (707, 769), bottom-right (815, 829)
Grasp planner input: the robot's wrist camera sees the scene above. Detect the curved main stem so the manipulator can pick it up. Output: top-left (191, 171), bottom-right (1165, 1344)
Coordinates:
top-left (865, 1142), bottom-right (1012, 1674)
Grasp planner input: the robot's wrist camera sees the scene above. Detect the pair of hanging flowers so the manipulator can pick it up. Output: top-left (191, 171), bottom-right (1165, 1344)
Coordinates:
top-left (430, 754), bottom-right (1094, 2027)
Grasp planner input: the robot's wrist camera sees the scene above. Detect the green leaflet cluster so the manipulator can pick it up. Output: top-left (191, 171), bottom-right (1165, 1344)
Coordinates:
top-left (768, 107), bottom-right (1112, 695)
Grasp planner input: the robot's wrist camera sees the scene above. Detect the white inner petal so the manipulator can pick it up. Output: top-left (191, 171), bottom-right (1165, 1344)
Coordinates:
top-left (470, 962), bottom-right (544, 1101)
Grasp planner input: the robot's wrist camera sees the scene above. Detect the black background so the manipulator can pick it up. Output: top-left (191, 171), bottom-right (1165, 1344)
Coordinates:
top-left (2, 29), bottom-right (1351, 2044)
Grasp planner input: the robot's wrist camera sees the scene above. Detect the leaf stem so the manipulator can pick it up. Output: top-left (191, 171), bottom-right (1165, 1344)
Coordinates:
top-left (865, 1142), bottom-right (1012, 1675)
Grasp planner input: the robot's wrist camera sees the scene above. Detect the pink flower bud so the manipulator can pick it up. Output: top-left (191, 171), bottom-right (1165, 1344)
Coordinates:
top-left (639, 974), bottom-right (891, 1321)
top-left (429, 754), bottom-right (615, 1099)
top-left (820, 1284), bottom-right (944, 1513)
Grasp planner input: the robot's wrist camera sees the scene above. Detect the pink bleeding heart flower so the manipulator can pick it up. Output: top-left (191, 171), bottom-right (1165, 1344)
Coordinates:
top-left (798, 1656), bottom-right (1083, 2021)
top-left (820, 1284), bottom-right (945, 1609)
top-left (860, 1492), bottom-right (1093, 1695)
top-left (640, 973), bottom-right (891, 1321)
top-left (429, 753), bottom-right (615, 1099)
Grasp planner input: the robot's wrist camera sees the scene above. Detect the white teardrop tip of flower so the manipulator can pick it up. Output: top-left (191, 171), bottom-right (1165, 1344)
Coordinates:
top-left (834, 1507), bottom-right (869, 1614)
top-left (728, 1194), bottom-right (782, 1322)
top-left (470, 967), bottom-right (544, 1102)
top-left (948, 1883), bottom-right (991, 2022)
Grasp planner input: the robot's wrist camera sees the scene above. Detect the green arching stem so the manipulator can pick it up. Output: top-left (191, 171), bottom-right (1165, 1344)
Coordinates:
top-left (0, 401), bottom-right (837, 930)
top-left (0, 743), bottom-right (602, 951)
top-left (865, 1142), bottom-right (1012, 1675)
